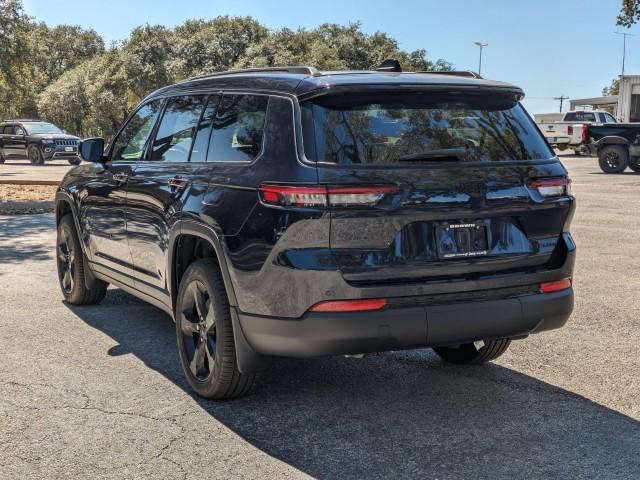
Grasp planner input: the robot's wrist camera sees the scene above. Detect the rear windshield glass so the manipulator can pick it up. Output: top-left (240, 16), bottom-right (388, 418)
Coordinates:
top-left (301, 91), bottom-right (552, 164)
top-left (564, 112), bottom-right (596, 122)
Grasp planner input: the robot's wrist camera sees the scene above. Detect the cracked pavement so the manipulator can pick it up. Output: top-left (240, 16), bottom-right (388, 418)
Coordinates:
top-left (1, 155), bottom-right (639, 479)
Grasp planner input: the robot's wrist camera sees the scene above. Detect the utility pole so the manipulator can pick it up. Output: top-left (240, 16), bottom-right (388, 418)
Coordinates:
top-left (554, 95), bottom-right (569, 113)
top-left (615, 31), bottom-right (635, 78)
top-left (474, 41), bottom-right (488, 76)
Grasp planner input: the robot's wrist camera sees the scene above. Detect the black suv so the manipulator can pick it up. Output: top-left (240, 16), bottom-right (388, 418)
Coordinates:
top-left (0, 119), bottom-right (81, 165)
top-left (55, 65), bottom-right (576, 399)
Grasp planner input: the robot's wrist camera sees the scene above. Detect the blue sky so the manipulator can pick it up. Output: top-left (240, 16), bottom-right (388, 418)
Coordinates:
top-left (22, 0), bottom-right (638, 114)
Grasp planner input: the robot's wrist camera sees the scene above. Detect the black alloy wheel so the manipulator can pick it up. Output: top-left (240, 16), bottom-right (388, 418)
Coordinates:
top-left (180, 280), bottom-right (218, 381)
top-left (57, 225), bottom-right (76, 296)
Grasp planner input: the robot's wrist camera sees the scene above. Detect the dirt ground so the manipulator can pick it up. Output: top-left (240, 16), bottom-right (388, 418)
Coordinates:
top-left (0, 184), bottom-right (57, 214)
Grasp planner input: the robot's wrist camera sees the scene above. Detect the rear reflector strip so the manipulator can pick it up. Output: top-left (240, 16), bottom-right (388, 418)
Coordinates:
top-left (539, 278), bottom-right (572, 294)
top-left (528, 178), bottom-right (571, 197)
top-left (259, 184), bottom-right (398, 208)
top-left (309, 298), bottom-right (388, 313)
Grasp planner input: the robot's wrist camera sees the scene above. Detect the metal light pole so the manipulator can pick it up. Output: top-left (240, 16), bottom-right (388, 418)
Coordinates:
top-left (615, 31), bottom-right (635, 78)
top-left (474, 41), bottom-right (488, 76)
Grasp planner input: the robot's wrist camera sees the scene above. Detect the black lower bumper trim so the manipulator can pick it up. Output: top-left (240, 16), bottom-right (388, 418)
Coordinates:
top-left (237, 289), bottom-right (573, 358)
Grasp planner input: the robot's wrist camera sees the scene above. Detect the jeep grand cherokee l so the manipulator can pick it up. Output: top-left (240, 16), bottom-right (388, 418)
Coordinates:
top-left (0, 119), bottom-right (80, 165)
top-left (54, 64), bottom-right (576, 399)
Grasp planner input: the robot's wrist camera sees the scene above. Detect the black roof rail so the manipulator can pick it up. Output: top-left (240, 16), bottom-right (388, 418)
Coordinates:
top-left (419, 70), bottom-right (483, 79)
top-left (3, 118), bottom-right (41, 122)
top-left (186, 66), bottom-right (321, 82)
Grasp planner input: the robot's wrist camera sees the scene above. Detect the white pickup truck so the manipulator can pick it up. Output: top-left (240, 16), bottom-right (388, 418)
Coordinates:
top-left (534, 110), bottom-right (618, 154)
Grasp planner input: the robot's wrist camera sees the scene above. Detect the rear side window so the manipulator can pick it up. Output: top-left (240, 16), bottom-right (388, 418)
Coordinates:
top-left (207, 94), bottom-right (268, 162)
top-left (301, 91), bottom-right (552, 164)
top-left (112, 100), bottom-right (163, 161)
top-left (150, 95), bottom-right (207, 162)
top-left (564, 112), bottom-right (596, 122)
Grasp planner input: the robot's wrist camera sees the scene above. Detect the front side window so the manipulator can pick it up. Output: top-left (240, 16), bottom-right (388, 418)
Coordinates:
top-left (111, 100), bottom-right (163, 161)
top-left (604, 113), bottom-right (617, 123)
top-left (150, 95), bottom-right (207, 162)
top-left (207, 94), bottom-right (268, 162)
top-left (301, 91), bottom-right (552, 164)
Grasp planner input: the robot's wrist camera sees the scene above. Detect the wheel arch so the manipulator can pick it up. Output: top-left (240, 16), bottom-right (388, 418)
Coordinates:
top-left (168, 220), bottom-right (267, 374)
top-left (168, 220), bottom-right (238, 313)
top-left (596, 136), bottom-right (630, 153)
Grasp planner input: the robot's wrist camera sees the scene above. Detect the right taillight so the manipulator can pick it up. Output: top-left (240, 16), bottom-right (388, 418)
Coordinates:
top-left (528, 178), bottom-right (571, 197)
top-left (581, 124), bottom-right (588, 142)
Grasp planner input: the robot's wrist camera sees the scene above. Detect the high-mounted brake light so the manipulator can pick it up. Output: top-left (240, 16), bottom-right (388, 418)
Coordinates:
top-left (259, 184), bottom-right (398, 208)
top-left (528, 178), bottom-right (571, 197)
top-left (539, 278), bottom-right (572, 294)
top-left (309, 298), bottom-right (388, 312)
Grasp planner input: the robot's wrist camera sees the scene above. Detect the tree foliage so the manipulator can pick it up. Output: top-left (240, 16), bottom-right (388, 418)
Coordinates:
top-left (1, 0), bottom-right (452, 139)
top-left (602, 78), bottom-right (620, 96)
top-left (618, 0), bottom-right (640, 26)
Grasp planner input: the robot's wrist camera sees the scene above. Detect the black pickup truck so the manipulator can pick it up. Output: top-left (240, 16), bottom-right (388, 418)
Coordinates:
top-left (587, 123), bottom-right (640, 173)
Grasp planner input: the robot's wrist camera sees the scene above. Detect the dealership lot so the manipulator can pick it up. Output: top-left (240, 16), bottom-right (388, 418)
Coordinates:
top-left (0, 154), bottom-right (639, 479)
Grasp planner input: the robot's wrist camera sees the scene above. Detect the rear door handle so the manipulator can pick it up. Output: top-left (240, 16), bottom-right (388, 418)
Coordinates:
top-left (168, 177), bottom-right (189, 190)
top-left (112, 173), bottom-right (129, 183)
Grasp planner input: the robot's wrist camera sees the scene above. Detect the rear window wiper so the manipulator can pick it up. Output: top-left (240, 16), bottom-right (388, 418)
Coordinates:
top-left (397, 148), bottom-right (468, 162)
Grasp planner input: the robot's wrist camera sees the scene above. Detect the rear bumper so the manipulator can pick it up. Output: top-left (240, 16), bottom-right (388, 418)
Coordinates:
top-left (237, 287), bottom-right (573, 358)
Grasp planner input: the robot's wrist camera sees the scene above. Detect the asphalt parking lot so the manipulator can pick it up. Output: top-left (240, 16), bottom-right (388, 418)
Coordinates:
top-left (1, 154), bottom-right (639, 479)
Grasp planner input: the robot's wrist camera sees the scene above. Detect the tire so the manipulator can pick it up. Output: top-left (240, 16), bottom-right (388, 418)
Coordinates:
top-left (56, 214), bottom-right (108, 305)
top-left (598, 145), bottom-right (629, 173)
top-left (27, 144), bottom-right (44, 166)
top-left (0, 149), bottom-right (5, 164)
top-left (175, 258), bottom-right (258, 399)
top-left (628, 158), bottom-right (640, 172)
top-left (433, 339), bottom-right (511, 365)
top-left (68, 157), bottom-right (81, 166)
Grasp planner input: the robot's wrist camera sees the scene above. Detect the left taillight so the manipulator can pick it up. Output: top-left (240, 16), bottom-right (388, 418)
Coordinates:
top-left (528, 178), bottom-right (571, 198)
top-left (259, 184), bottom-right (398, 208)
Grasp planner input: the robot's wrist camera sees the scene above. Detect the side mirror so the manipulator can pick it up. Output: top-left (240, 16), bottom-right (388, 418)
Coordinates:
top-left (79, 137), bottom-right (105, 163)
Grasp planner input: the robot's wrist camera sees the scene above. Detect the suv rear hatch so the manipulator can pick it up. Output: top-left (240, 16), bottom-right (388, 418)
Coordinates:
top-left (300, 87), bottom-right (573, 285)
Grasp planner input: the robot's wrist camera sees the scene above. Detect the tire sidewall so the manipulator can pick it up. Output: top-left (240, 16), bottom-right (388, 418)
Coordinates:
top-left (175, 259), bottom-right (233, 398)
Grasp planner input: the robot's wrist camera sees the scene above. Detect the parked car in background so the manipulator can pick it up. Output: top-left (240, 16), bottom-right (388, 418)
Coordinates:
top-left (534, 110), bottom-right (617, 155)
top-left (54, 64), bottom-right (575, 400)
top-left (0, 119), bottom-right (81, 165)
top-left (586, 121), bottom-right (640, 173)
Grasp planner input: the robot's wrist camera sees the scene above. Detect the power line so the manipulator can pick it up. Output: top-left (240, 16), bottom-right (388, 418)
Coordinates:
top-left (553, 95), bottom-right (569, 113)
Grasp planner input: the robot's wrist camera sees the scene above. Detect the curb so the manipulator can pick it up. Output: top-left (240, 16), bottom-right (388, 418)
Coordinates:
top-left (0, 179), bottom-right (60, 186)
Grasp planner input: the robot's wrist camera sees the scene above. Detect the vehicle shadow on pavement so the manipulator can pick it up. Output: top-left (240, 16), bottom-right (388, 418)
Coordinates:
top-left (69, 289), bottom-right (640, 479)
top-left (0, 214), bottom-right (54, 264)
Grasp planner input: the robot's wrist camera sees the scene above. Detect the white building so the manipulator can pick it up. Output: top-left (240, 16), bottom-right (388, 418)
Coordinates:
top-left (616, 75), bottom-right (640, 122)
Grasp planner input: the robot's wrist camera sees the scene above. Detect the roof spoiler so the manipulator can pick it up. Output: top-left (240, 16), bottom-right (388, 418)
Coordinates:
top-left (376, 58), bottom-right (402, 73)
